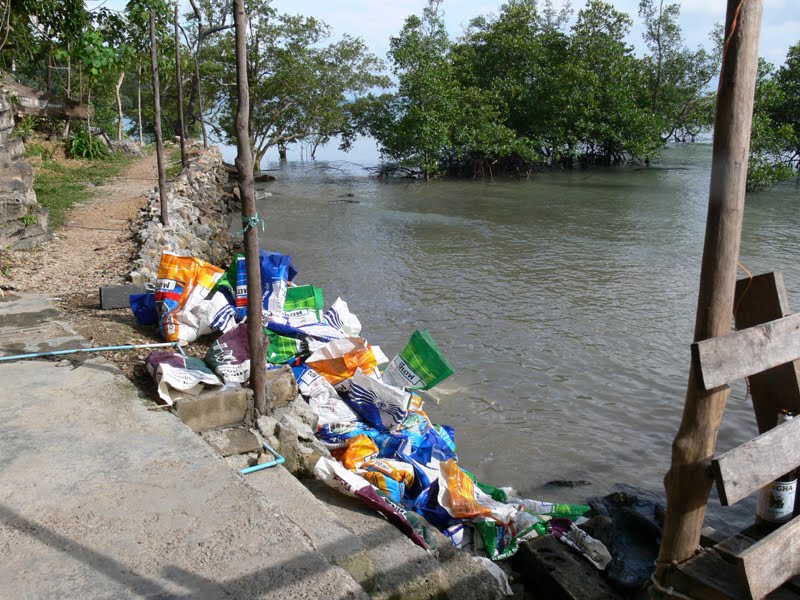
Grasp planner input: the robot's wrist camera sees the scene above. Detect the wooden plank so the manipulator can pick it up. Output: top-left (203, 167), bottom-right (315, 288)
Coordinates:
top-left (692, 313), bottom-right (800, 390)
top-left (712, 415), bottom-right (800, 505)
top-left (671, 549), bottom-right (748, 599)
top-left (736, 514), bottom-right (800, 599)
top-left (734, 273), bottom-right (800, 433)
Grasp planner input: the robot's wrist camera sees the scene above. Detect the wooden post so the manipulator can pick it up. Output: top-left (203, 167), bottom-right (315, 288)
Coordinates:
top-left (150, 8), bottom-right (169, 227)
top-left (656, 0), bottom-right (763, 579)
top-left (174, 3), bottom-right (187, 168)
top-left (233, 0), bottom-right (267, 416)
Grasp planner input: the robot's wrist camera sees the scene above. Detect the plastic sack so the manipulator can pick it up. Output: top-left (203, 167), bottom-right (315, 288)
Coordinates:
top-left (146, 351), bottom-right (223, 405)
top-left (549, 518), bottom-right (612, 570)
top-left (266, 330), bottom-right (306, 364)
top-left (284, 284), bottom-right (324, 324)
top-left (205, 322), bottom-right (253, 385)
top-left (361, 458), bottom-right (415, 488)
top-left (293, 365), bottom-right (361, 427)
top-left (130, 291), bottom-right (157, 326)
top-left (155, 252), bottom-right (235, 343)
top-left (322, 297), bottom-right (362, 337)
top-left (216, 250), bottom-right (297, 320)
top-left (437, 459), bottom-right (517, 524)
top-left (346, 368), bottom-right (413, 432)
top-left (332, 434), bottom-right (379, 470)
top-left (314, 457), bottom-right (428, 550)
top-left (381, 329), bottom-right (454, 390)
top-left (362, 470), bottom-right (406, 504)
top-left (305, 337), bottom-right (385, 386)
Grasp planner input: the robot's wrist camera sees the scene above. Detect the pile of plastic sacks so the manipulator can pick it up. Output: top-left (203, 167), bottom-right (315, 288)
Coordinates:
top-left (135, 250), bottom-right (611, 568)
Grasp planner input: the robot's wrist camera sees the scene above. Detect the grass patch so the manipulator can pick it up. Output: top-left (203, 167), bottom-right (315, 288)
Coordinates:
top-left (165, 144), bottom-right (183, 178)
top-left (33, 154), bottom-right (133, 228)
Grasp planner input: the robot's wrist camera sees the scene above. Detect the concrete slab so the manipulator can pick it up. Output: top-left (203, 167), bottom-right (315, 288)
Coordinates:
top-left (0, 294), bottom-right (369, 599)
top-left (99, 284), bottom-right (148, 310)
top-left (202, 427), bottom-right (262, 457)
top-left (173, 388), bottom-right (253, 432)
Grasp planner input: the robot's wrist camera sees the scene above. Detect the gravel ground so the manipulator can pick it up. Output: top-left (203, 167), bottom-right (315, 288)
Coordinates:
top-left (1, 152), bottom-right (174, 398)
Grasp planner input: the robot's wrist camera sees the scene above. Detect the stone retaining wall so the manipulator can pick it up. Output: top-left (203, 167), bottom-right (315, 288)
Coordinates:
top-left (129, 143), bottom-right (238, 283)
top-left (0, 93), bottom-right (51, 250)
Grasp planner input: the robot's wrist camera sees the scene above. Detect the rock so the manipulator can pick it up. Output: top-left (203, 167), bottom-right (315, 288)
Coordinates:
top-left (511, 534), bottom-right (623, 600)
top-left (201, 427), bottom-right (262, 457)
top-left (254, 172), bottom-right (275, 182)
top-left (587, 485), bottom-right (664, 592)
top-left (272, 396), bottom-right (319, 431)
top-left (264, 365), bottom-right (299, 410)
top-left (546, 479), bottom-right (593, 488)
top-left (256, 415), bottom-right (280, 450)
top-left (276, 413), bottom-right (331, 477)
top-left (110, 140), bottom-right (143, 157)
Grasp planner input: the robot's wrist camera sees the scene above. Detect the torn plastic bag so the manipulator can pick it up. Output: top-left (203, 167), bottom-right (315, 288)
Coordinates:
top-left (362, 470), bottom-right (406, 504)
top-left (437, 459), bottom-right (517, 524)
top-left (316, 421), bottom-right (380, 448)
top-left (412, 481), bottom-right (457, 529)
top-left (205, 322), bottom-right (253, 385)
top-left (314, 457), bottom-right (428, 550)
top-left (130, 291), bottom-right (157, 326)
top-left (283, 284), bottom-right (324, 324)
top-left (332, 434), bottom-right (379, 470)
top-left (361, 458), bottom-right (415, 488)
top-left (146, 351), bottom-right (223, 405)
top-left (155, 253), bottom-right (236, 342)
top-left (292, 364), bottom-right (361, 427)
top-left (443, 522), bottom-right (474, 550)
top-left (549, 518), bottom-right (612, 570)
top-left (216, 250), bottom-right (297, 320)
top-left (305, 337), bottom-right (385, 387)
top-left (266, 330), bottom-right (307, 364)
top-left (381, 329), bottom-right (454, 390)
top-left (345, 368), bottom-right (413, 432)
top-left (321, 297), bottom-right (362, 337)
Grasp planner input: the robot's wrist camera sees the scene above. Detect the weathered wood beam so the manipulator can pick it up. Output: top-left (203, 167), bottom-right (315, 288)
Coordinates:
top-left (656, 0), bottom-right (763, 578)
top-left (734, 272), bottom-right (800, 432)
top-left (711, 415), bottom-right (800, 505)
top-left (692, 312), bottom-right (800, 390)
top-left (736, 514), bottom-right (800, 599)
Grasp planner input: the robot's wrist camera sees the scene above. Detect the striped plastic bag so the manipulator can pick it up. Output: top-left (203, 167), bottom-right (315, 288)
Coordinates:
top-left (381, 330), bottom-right (454, 390)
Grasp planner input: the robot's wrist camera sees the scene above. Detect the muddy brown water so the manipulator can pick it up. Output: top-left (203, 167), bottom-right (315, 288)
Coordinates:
top-left (255, 143), bottom-right (800, 534)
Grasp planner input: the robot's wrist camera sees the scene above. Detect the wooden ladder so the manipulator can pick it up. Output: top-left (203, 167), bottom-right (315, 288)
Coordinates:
top-left (666, 272), bottom-right (800, 599)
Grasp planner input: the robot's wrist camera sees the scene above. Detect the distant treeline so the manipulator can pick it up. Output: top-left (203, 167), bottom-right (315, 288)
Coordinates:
top-left (2, 0), bottom-right (798, 189)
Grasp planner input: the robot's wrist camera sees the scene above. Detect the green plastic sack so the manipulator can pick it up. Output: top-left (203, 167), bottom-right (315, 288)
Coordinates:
top-left (462, 469), bottom-right (509, 503)
top-left (382, 329), bottom-right (454, 390)
top-left (266, 329), bottom-right (305, 364)
top-left (284, 285), bottom-right (324, 322)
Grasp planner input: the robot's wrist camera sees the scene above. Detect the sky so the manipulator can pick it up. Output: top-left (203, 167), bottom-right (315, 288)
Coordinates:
top-left (93, 0), bottom-right (797, 68)
top-left (91, 0), bottom-right (798, 162)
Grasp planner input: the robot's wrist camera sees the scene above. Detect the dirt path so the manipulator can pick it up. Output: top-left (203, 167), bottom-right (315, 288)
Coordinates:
top-left (10, 154), bottom-right (157, 297)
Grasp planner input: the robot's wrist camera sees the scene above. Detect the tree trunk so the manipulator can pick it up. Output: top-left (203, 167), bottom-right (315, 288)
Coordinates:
top-left (47, 44), bottom-right (52, 94)
top-left (64, 42), bottom-right (72, 138)
top-left (234, 0), bottom-right (267, 416)
top-left (174, 4), bottom-right (187, 167)
top-left (189, 0), bottom-right (208, 148)
top-left (655, 0), bottom-right (763, 579)
top-left (137, 63), bottom-right (144, 146)
top-left (278, 144), bottom-right (287, 161)
top-left (116, 71), bottom-right (125, 141)
top-left (150, 8), bottom-right (169, 227)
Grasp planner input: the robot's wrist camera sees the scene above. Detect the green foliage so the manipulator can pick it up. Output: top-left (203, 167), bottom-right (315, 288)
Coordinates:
top-left (203, 0), bottom-right (387, 169)
top-left (13, 116), bottom-right (40, 142)
top-left (22, 211), bottom-right (39, 226)
top-left (32, 155), bottom-right (131, 228)
top-left (747, 57), bottom-right (798, 192)
top-left (65, 126), bottom-right (109, 160)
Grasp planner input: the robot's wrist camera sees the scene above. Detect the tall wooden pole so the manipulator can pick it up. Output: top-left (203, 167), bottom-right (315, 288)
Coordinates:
top-left (233, 0), bottom-right (267, 415)
top-left (174, 3), bottom-right (187, 168)
top-left (150, 8), bottom-right (169, 227)
top-left (656, 0), bottom-right (763, 579)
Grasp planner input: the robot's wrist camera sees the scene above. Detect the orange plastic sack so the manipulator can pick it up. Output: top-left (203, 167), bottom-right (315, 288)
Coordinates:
top-left (332, 434), bottom-right (378, 470)
top-left (362, 458), bottom-right (415, 487)
top-left (155, 252), bottom-right (233, 342)
top-left (438, 459), bottom-right (517, 524)
top-left (305, 337), bottom-right (380, 386)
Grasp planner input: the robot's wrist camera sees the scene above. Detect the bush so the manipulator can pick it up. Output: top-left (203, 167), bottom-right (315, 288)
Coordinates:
top-left (13, 115), bottom-right (39, 142)
top-left (65, 126), bottom-right (109, 160)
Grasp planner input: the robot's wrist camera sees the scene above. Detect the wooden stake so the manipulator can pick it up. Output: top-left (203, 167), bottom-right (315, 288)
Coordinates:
top-left (174, 3), bottom-right (187, 168)
top-left (150, 8), bottom-right (169, 227)
top-left (656, 0), bottom-right (763, 579)
top-left (233, 0), bottom-right (267, 416)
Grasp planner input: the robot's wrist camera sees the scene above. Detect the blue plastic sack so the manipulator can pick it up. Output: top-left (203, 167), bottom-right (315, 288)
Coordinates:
top-left (130, 292), bottom-right (157, 325)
